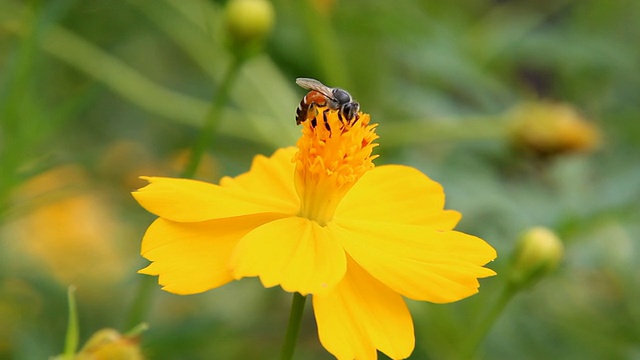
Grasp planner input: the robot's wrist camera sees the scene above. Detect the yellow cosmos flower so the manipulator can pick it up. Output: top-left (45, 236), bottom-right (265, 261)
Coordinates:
top-left (133, 108), bottom-right (497, 359)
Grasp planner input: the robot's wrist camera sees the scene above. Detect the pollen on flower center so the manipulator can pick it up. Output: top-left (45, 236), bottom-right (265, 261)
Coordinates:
top-left (294, 107), bottom-right (379, 225)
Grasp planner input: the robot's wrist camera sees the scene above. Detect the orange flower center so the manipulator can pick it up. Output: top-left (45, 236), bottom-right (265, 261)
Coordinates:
top-left (294, 107), bottom-right (378, 225)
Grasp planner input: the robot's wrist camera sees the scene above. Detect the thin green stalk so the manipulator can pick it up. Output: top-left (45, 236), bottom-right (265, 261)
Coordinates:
top-left (281, 292), bottom-right (307, 360)
top-left (182, 57), bottom-right (244, 178)
top-left (124, 322), bottom-right (150, 337)
top-left (461, 283), bottom-right (517, 359)
top-left (63, 286), bottom-right (79, 359)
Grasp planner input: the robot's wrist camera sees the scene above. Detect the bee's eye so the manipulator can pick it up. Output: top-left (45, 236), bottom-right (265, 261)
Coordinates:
top-left (333, 89), bottom-right (352, 104)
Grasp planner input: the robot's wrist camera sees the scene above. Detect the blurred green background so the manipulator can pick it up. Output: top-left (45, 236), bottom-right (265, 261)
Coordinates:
top-left (1, 0), bottom-right (639, 359)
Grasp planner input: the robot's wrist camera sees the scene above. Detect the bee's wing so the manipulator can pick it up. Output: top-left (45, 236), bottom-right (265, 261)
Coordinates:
top-left (296, 78), bottom-right (335, 100)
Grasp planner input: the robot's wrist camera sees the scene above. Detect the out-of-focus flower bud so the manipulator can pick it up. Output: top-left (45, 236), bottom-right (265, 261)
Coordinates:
top-left (509, 227), bottom-right (564, 288)
top-left (224, 0), bottom-right (275, 57)
top-left (74, 328), bottom-right (145, 360)
top-left (508, 102), bottom-right (601, 157)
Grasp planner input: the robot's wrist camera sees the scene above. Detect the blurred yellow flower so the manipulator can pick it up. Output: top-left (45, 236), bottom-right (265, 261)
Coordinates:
top-left (509, 101), bottom-right (601, 156)
top-left (51, 328), bottom-right (144, 360)
top-left (76, 329), bottom-right (144, 360)
top-left (4, 166), bottom-right (129, 296)
top-left (133, 108), bottom-right (496, 359)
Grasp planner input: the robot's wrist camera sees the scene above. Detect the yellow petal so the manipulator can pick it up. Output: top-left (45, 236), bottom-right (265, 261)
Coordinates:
top-left (132, 176), bottom-right (297, 223)
top-left (331, 219), bottom-right (497, 303)
top-left (139, 213), bottom-right (284, 294)
top-left (230, 217), bottom-right (346, 295)
top-left (220, 147), bottom-right (298, 208)
top-left (336, 165), bottom-right (460, 229)
top-left (313, 257), bottom-right (414, 360)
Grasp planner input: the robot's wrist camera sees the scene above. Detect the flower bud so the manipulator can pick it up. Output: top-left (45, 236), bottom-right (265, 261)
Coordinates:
top-left (224, 0), bottom-right (275, 55)
top-left (508, 102), bottom-right (600, 157)
top-left (74, 328), bottom-right (144, 360)
top-left (509, 227), bottom-right (564, 288)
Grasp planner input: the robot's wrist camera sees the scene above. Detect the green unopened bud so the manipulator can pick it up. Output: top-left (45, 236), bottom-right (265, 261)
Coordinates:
top-left (224, 0), bottom-right (275, 56)
top-left (509, 227), bottom-right (564, 288)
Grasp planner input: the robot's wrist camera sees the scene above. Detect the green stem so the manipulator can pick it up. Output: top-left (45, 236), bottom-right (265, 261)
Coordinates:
top-left (63, 286), bottom-right (79, 359)
top-left (124, 322), bottom-right (150, 338)
top-left (182, 56), bottom-right (244, 178)
top-left (461, 283), bottom-right (518, 359)
top-left (280, 293), bottom-right (307, 360)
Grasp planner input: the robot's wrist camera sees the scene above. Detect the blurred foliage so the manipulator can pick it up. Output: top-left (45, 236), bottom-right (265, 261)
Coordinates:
top-left (0, 0), bottom-right (639, 359)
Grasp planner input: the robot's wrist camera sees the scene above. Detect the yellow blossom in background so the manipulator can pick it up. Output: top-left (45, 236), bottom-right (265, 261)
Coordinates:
top-left (3, 166), bottom-right (130, 298)
top-left (508, 101), bottom-right (601, 156)
top-left (49, 328), bottom-right (144, 360)
top-left (133, 108), bottom-right (497, 359)
top-left (75, 328), bottom-right (144, 360)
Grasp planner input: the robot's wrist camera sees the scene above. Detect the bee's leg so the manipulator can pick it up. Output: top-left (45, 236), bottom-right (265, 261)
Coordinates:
top-left (296, 106), bottom-right (306, 125)
top-left (309, 104), bottom-right (318, 128)
top-left (322, 109), bottom-right (332, 135)
top-left (353, 113), bottom-right (360, 125)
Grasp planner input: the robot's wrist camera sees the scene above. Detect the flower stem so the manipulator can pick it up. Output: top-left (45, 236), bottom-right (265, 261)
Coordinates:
top-left (461, 283), bottom-right (518, 358)
top-left (182, 56), bottom-right (244, 178)
top-left (280, 292), bottom-right (307, 360)
top-left (63, 286), bottom-right (78, 359)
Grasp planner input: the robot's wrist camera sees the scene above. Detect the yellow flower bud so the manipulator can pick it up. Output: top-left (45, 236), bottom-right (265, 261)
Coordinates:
top-left (75, 328), bottom-right (144, 360)
top-left (509, 102), bottom-right (601, 156)
top-left (224, 0), bottom-right (275, 52)
top-left (509, 227), bottom-right (564, 288)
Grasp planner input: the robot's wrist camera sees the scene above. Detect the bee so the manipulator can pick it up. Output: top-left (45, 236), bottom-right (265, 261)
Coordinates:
top-left (295, 78), bottom-right (360, 129)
